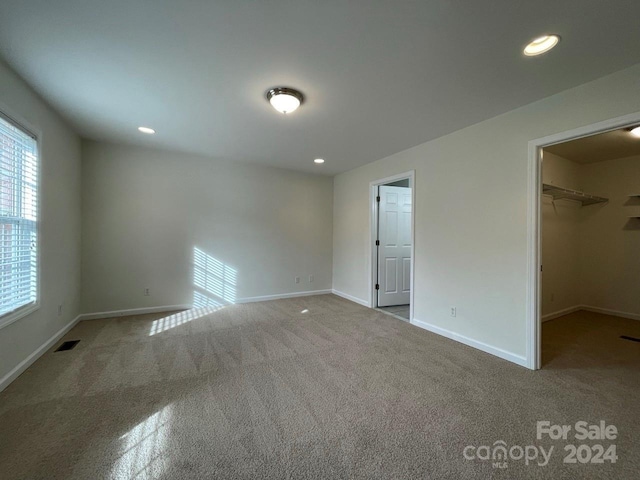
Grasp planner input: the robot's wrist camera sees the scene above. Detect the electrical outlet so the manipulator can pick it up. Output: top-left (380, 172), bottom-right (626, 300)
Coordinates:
top-left (309, 275), bottom-right (314, 283)
top-left (57, 304), bottom-right (63, 316)
top-left (144, 288), bottom-right (150, 296)
top-left (450, 307), bottom-right (456, 317)
top-left (295, 277), bottom-right (300, 284)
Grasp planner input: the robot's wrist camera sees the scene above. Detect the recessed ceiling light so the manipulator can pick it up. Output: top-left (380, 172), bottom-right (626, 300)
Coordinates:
top-left (314, 158), bottom-right (325, 164)
top-left (630, 126), bottom-right (640, 138)
top-left (138, 126), bottom-right (156, 134)
top-left (524, 35), bottom-right (560, 56)
top-left (266, 87), bottom-right (304, 114)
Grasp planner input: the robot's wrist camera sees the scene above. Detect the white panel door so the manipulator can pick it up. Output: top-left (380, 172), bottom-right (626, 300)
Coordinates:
top-left (377, 185), bottom-right (412, 307)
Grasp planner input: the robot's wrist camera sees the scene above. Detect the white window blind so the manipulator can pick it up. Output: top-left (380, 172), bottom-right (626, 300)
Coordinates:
top-left (0, 114), bottom-right (38, 319)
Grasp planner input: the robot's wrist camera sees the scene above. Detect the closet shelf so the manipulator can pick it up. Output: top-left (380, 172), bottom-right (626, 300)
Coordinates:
top-left (542, 184), bottom-right (608, 206)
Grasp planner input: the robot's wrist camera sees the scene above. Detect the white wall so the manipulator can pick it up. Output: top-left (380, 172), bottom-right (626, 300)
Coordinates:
top-left (579, 155), bottom-right (640, 317)
top-left (81, 141), bottom-right (333, 313)
top-left (332, 62), bottom-right (640, 364)
top-left (541, 152), bottom-right (582, 317)
top-left (0, 61), bottom-right (82, 384)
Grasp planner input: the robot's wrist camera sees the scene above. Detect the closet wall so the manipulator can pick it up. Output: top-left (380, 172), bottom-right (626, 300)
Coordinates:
top-left (542, 152), bottom-right (640, 320)
top-left (541, 152), bottom-right (583, 317)
top-left (578, 155), bottom-right (640, 317)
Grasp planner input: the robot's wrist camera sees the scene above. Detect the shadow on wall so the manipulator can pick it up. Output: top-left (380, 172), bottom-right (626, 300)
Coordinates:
top-left (193, 246), bottom-right (237, 306)
top-left (148, 247), bottom-right (238, 336)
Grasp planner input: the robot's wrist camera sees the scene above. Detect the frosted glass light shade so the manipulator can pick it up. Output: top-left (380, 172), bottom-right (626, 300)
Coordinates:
top-left (267, 88), bottom-right (304, 114)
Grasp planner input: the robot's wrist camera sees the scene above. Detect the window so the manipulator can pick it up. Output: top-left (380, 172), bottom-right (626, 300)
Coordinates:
top-left (0, 113), bottom-right (38, 324)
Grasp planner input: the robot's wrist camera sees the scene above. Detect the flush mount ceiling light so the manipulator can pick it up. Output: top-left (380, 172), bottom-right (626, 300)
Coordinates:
top-left (630, 126), bottom-right (640, 138)
top-left (314, 158), bottom-right (325, 164)
top-left (266, 87), bottom-right (304, 114)
top-left (524, 34), bottom-right (560, 56)
top-left (138, 126), bottom-right (156, 134)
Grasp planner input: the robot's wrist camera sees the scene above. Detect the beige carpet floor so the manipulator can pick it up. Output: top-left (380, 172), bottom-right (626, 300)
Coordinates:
top-left (0, 296), bottom-right (639, 479)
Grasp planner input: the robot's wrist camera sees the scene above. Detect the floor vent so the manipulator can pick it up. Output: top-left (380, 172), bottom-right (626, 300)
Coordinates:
top-left (55, 340), bottom-right (80, 352)
top-left (620, 335), bottom-right (640, 343)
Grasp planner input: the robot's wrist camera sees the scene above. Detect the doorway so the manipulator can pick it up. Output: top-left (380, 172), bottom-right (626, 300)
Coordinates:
top-left (370, 171), bottom-right (415, 322)
top-left (527, 112), bottom-right (640, 370)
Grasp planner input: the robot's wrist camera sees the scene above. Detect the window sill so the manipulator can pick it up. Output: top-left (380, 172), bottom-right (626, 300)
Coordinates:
top-left (0, 302), bottom-right (40, 330)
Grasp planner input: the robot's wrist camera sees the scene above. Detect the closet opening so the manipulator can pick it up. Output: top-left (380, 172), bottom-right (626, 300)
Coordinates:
top-left (532, 121), bottom-right (640, 369)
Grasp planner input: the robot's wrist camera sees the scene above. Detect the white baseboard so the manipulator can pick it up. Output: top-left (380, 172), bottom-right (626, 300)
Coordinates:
top-left (79, 291), bottom-right (333, 320)
top-left (237, 289), bottom-right (331, 304)
top-left (542, 305), bottom-right (640, 322)
top-left (410, 318), bottom-right (528, 368)
top-left (581, 305), bottom-right (640, 321)
top-left (542, 305), bottom-right (582, 322)
top-left (331, 289), bottom-right (370, 307)
top-left (79, 304), bottom-right (191, 321)
top-left (0, 314), bottom-right (82, 392)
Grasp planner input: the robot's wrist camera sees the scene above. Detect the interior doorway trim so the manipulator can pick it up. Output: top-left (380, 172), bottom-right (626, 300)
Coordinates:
top-left (370, 170), bottom-right (416, 321)
top-left (526, 111), bottom-right (640, 370)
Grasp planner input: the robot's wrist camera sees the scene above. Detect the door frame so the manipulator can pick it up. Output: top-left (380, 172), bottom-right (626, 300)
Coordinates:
top-left (370, 170), bottom-right (416, 321)
top-left (526, 111), bottom-right (640, 370)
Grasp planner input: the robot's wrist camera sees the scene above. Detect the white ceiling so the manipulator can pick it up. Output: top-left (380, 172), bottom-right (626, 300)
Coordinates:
top-left (2, 1), bottom-right (640, 175)
top-left (545, 128), bottom-right (640, 164)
